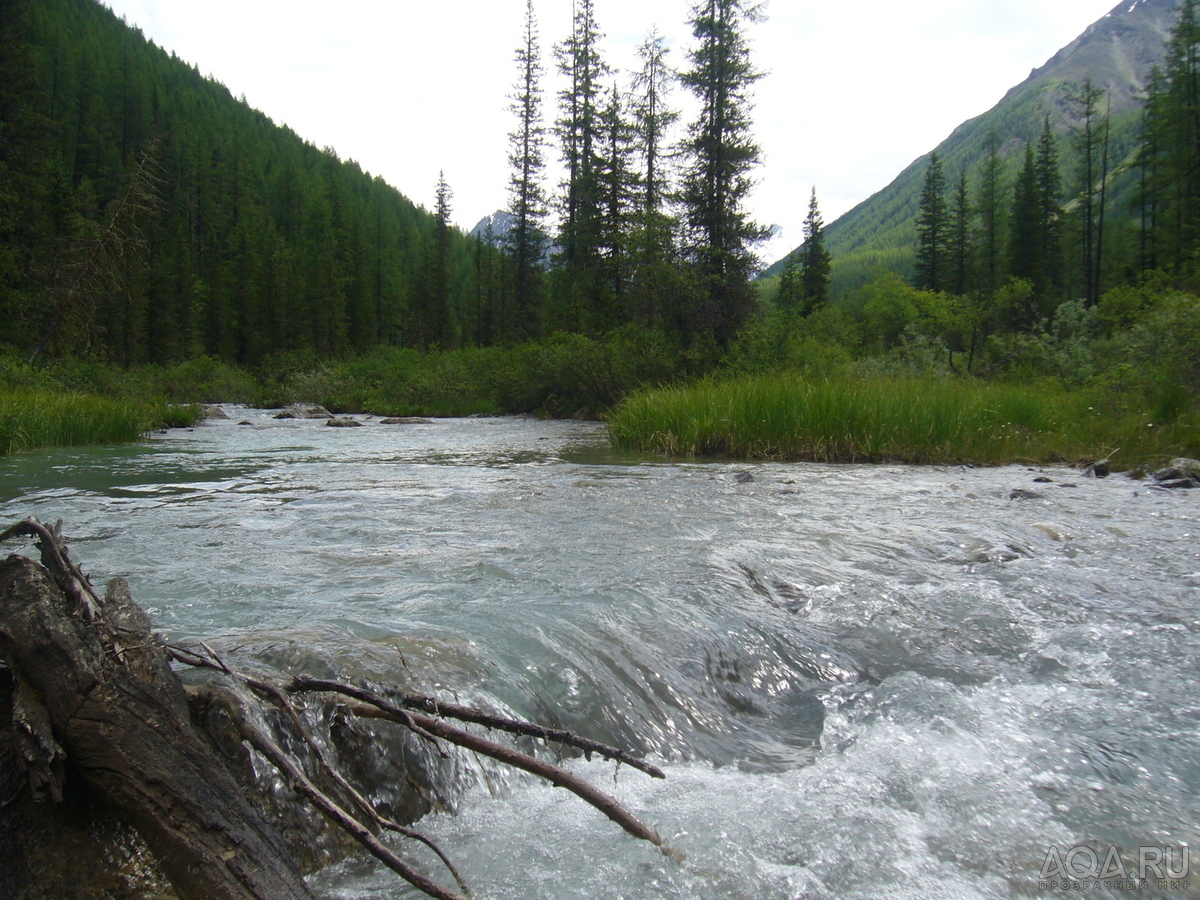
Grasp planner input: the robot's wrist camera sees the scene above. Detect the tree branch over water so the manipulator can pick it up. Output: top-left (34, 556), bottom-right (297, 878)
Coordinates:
top-left (0, 517), bottom-right (677, 900)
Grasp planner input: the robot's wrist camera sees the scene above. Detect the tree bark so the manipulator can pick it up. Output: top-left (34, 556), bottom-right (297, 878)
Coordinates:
top-left (0, 553), bottom-right (314, 900)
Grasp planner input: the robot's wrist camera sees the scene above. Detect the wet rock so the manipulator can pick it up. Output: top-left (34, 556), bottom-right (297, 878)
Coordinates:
top-left (1152, 457), bottom-right (1200, 486)
top-left (326, 417), bottom-right (363, 428)
top-left (1156, 478), bottom-right (1198, 490)
top-left (734, 472), bottom-right (755, 484)
top-left (380, 417), bottom-right (434, 425)
top-left (1009, 489), bottom-right (1044, 501)
top-left (202, 405), bottom-right (230, 420)
top-left (1084, 462), bottom-right (1111, 478)
top-left (274, 404), bottom-right (333, 420)
top-left (1033, 476), bottom-right (1053, 484)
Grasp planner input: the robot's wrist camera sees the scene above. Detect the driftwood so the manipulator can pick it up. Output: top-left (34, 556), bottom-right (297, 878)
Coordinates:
top-left (0, 517), bottom-right (675, 900)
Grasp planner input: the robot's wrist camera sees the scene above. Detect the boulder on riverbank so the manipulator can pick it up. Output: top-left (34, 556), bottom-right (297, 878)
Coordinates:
top-left (1152, 457), bottom-right (1200, 488)
top-left (274, 404), bottom-right (333, 420)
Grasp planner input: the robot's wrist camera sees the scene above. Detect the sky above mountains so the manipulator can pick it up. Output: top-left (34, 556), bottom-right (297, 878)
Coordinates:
top-left (103, 0), bottom-right (1124, 263)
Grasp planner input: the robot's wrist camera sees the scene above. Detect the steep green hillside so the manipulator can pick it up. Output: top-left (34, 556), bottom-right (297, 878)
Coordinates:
top-left (0, 0), bottom-right (491, 367)
top-left (766, 0), bottom-right (1182, 296)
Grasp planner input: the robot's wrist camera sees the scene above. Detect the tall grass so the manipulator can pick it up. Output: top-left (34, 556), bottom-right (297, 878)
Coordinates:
top-left (607, 374), bottom-right (1200, 468)
top-left (0, 389), bottom-right (178, 455)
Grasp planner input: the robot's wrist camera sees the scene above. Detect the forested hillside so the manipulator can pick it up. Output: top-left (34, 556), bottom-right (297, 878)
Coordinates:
top-left (0, 0), bottom-right (494, 367)
top-left (766, 0), bottom-right (1182, 296)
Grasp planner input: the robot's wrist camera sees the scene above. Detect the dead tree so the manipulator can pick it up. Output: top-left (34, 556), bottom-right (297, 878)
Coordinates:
top-left (0, 518), bottom-right (675, 900)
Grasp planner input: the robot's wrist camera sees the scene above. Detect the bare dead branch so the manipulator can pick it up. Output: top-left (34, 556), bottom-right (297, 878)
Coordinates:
top-left (317, 688), bottom-right (673, 854)
top-left (291, 675), bottom-right (666, 779)
top-left (207, 685), bottom-right (468, 900)
top-left (0, 517), bottom-right (103, 620)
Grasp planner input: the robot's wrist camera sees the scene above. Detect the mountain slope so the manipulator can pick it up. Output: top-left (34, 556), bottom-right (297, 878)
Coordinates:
top-left (0, 0), bottom-right (488, 365)
top-left (766, 0), bottom-right (1182, 292)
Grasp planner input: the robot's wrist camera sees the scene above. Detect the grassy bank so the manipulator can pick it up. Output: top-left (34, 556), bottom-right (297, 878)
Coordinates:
top-left (607, 374), bottom-right (1200, 468)
top-left (0, 389), bottom-right (198, 455)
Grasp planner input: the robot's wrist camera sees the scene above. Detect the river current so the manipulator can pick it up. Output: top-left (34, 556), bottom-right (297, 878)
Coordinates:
top-left (1, 409), bottom-right (1197, 899)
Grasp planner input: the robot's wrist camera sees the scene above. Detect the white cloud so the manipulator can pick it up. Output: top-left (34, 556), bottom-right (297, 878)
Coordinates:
top-left (102, 0), bottom-right (1122, 262)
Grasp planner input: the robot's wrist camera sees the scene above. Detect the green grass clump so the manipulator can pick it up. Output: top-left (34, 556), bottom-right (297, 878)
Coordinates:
top-left (606, 374), bottom-right (1200, 468)
top-left (0, 389), bottom-right (176, 455)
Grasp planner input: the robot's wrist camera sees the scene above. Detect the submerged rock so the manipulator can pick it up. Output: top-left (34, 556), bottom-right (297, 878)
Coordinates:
top-left (1009, 489), bottom-right (1045, 501)
top-left (274, 404), bottom-right (333, 420)
top-left (380, 417), bottom-right (434, 425)
top-left (326, 417), bottom-right (363, 428)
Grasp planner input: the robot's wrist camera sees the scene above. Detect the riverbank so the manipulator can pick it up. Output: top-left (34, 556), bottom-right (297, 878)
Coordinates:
top-left (0, 388), bottom-right (201, 456)
top-left (606, 373), bottom-right (1200, 469)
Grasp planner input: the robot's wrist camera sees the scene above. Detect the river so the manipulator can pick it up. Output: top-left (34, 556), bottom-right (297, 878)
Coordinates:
top-left (1, 408), bottom-right (1197, 899)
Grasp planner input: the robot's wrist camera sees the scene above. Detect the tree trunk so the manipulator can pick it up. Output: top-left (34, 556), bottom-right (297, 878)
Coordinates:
top-left (0, 553), bottom-right (314, 900)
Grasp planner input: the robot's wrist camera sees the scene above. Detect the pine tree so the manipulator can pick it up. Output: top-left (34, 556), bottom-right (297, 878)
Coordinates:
top-left (775, 251), bottom-right (801, 313)
top-left (799, 187), bottom-right (831, 313)
top-left (431, 171), bottom-right (454, 349)
top-left (976, 131), bottom-right (1006, 298)
top-left (679, 0), bottom-right (766, 350)
top-left (914, 153), bottom-right (948, 292)
top-left (1035, 116), bottom-right (1063, 297)
top-left (1141, 0), bottom-right (1200, 267)
top-left (1070, 77), bottom-right (1108, 306)
top-left (506, 0), bottom-right (547, 339)
top-left (596, 83), bottom-right (636, 325)
top-left (1009, 143), bottom-right (1041, 292)
top-left (554, 0), bottom-right (606, 277)
top-left (950, 170), bottom-right (972, 296)
top-left (628, 28), bottom-right (680, 328)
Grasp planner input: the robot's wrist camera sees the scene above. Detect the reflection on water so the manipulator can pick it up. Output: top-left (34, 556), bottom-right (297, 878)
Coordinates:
top-left (2, 407), bottom-right (1198, 899)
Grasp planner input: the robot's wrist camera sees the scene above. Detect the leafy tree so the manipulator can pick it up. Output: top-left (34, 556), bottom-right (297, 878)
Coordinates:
top-left (679, 0), bottom-right (766, 350)
top-left (914, 153), bottom-right (948, 292)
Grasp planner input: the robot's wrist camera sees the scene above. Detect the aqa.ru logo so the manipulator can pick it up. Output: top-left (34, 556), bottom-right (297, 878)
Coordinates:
top-left (1040, 845), bottom-right (1190, 891)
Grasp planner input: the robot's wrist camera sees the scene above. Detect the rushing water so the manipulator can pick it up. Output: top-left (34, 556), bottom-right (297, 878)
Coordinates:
top-left (2, 409), bottom-right (1198, 899)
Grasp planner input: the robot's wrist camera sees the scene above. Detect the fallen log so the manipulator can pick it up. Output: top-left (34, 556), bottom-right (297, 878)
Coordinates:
top-left (0, 527), bottom-right (314, 900)
top-left (0, 518), bottom-right (677, 899)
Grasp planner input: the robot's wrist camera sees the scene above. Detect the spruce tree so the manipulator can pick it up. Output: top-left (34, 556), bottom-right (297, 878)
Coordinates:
top-left (950, 170), bottom-right (972, 297)
top-left (506, 0), bottom-right (547, 338)
top-left (799, 187), bottom-right (831, 313)
top-left (1035, 116), bottom-right (1063, 297)
top-left (1009, 143), bottom-right (1041, 292)
top-left (914, 153), bottom-right (948, 292)
top-left (976, 131), bottom-right (1006, 297)
top-left (431, 171), bottom-right (454, 349)
top-left (596, 82), bottom-right (636, 324)
top-left (1070, 77), bottom-right (1108, 306)
top-left (554, 0), bottom-right (606, 277)
top-left (628, 28), bottom-right (680, 328)
top-left (679, 0), bottom-right (766, 350)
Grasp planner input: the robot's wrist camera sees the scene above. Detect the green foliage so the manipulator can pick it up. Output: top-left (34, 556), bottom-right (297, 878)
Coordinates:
top-left (608, 373), bottom-right (1200, 467)
top-left (0, 388), bottom-right (168, 455)
top-left (0, 0), bottom-right (495, 366)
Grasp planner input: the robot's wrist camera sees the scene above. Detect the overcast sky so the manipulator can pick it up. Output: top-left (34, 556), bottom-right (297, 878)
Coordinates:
top-left (101, 0), bottom-right (1122, 262)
